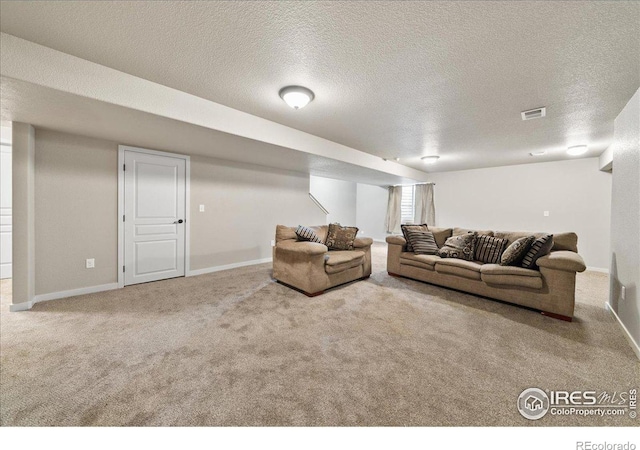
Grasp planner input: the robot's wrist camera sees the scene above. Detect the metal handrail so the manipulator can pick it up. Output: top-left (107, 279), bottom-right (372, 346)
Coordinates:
top-left (309, 193), bottom-right (329, 215)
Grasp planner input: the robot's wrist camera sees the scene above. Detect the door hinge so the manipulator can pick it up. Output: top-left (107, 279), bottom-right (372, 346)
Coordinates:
top-left (123, 215), bottom-right (125, 222)
top-left (123, 164), bottom-right (126, 171)
top-left (123, 265), bottom-right (125, 273)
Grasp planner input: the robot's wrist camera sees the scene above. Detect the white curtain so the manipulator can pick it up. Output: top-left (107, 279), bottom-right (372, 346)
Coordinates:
top-left (414, 183), bottom-right (436, 225)
top-left (385, 186), bottom-right (403, 233)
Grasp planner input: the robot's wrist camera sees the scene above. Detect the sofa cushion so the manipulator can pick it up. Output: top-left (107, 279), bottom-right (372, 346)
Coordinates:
top-left (481, 261), bottom-right (543, 289)
top-left (494, 231), bottom-right (578, 253)
top-left (277, 225), bottom-right (328, 243)
top-left (480, 264), bottom-right (541, 277)
top-left (500, 236), bottom-right (535, 266)
top-left (453, 227), bottom-right (494, 237)
top-left (325, 250), bottom-right (365, 274)
top-left (295, 225), bottom-right (324, 243)
top-left (406, 230), bottom-right (439, 255)
top-left (276, 224), bottom-right (298, 242)
top-left (400, 253), bottom-right (441, 270)
top-left (551, 232), bottom-right (578, 253)
top-left (521, 234), bottom-right (554, 269)
top-left (428, 227), bottom-right (454, 248)
top-left (435, 259), bottom-right (483, 280)
top-left (474, 235), bottom-right (508, 264)
top-left (326, 223), bottom-right (359, 250)
top-left (401, 224), bottom-right (429, 252)
top-left (438, 232), bottom-right (477, 261)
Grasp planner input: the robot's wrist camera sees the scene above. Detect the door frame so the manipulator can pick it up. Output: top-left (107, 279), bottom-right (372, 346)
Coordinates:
top-left (117, 145), bottom-right (191, 288)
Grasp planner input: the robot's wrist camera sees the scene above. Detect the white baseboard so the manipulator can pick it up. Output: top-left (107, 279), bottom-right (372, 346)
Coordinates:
top-left (605, 302), bottom-right (640, 361)
top-left (188, 257), bottom-right (272, 277)
top-left (587, 266), bottom-right (609, 273)
top-left (373, 239), bottom-right (386, 244)
top-left (11, 282), bottom-right (119, 311)
top-left (9, 300), bottom-right (34, 312)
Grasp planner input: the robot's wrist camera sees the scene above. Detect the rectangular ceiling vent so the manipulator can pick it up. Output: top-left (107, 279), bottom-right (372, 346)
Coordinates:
top-left (521, 107), bottom-right (546, 121)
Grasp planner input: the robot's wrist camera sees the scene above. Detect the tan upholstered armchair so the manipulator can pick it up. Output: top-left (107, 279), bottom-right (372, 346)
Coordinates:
top-left (272, 225), bottom-right (373, 296)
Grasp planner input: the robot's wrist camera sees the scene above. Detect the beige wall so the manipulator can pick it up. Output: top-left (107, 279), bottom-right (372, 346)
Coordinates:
top-left (356, 183), bottom-right (388, 241)
top-left (428, 158), bottom-right (612, 269)
top-left (609, 88), bottom-right (640, 349)
top-left (35, 130), bottom-right (118, 294)
top-left (22, 129), bottom-right (325, 303)
top-left (189, 156), bottom-right (324, 270)
top-left (29, 129), bottom-right (325, 296)
top-left (309, 175), bottom-right (357, 226)
top-left (11, 123), bottom-right (35, 304)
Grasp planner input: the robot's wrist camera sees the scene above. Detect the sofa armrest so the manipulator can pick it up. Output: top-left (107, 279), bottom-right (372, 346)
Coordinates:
top-left (353, 237), bottom-right (373, 248)
top-left (276, 240), bottom-right (328, 256)
top-left (386, 235), bottom-right (406, 246)
top-left (536, 251), bottom-right (586, 273)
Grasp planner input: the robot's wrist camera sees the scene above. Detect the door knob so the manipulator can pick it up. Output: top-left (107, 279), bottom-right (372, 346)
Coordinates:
top-left (174, 219), bottom-right (184, 224)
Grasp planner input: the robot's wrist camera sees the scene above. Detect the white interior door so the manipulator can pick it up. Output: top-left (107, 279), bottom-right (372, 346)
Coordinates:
top-left (124, 150), bottom-right (186, 285)
top-left (0, 143), bottom-right (11, 279)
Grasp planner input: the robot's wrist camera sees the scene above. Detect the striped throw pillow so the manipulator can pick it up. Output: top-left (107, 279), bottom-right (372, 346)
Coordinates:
top-left (295, 225), bottom-right (323, 244)
top-left (474, 235), bottom-right (508, 264)
top-left (406, 230), bottom-right (439, 255)
top-left (401, 224), bottom-right (429, 252)
top-left (522, 234), bottom-right (554, 269)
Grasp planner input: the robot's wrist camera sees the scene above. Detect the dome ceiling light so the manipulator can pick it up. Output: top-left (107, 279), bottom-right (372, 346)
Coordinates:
top-left (567, 145), bottom-right (588, 156)
top-left (279, 86), bottom-right (315, 109)
top-left (421, 156), bottom-right (440, 164)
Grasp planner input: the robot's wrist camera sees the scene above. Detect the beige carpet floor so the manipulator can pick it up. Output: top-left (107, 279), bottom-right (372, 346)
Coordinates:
top-left (1, 243), bottom-right (638, 426)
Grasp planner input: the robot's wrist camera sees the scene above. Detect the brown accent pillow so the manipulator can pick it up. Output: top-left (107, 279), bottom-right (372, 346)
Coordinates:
top-left (325, 223), bottom-right (359, 250)
top-left (500, 236), bottom-right (535, 266)
top-left (401, 224), bottom-right (429, 252)
top-left (438, 232), bottom-right (477, 261)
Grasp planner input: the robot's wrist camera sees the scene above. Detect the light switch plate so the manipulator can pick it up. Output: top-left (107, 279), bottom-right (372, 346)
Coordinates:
top-left (543, 211), bottom-right (550, 217)
top-left (199, 204), bottom-right (205, 212)
top-left (271, 240), bottom-right (275, 247)
top-left (621, 285), bottom-right (626, 300)
top-left (86, 258), bottom-right (95, 269)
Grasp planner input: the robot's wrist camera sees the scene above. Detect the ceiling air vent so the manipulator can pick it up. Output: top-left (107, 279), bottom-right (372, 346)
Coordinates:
top-left (521, 107), bottom-right (546, 121)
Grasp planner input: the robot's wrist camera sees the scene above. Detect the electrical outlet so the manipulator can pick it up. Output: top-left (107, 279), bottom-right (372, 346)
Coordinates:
top-left (199, 204), bottom-right (205, 212)
top-left (543, 211), bottom-right (550, 217)
top-left (270, 240), bottom-right (275, 247)
top-left (621, 285), bottom-right (626, 301)
top-left (86, 258), bottom-right (95, 269)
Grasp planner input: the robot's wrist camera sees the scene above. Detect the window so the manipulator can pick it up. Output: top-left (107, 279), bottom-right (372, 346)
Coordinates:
top-left (400, 185), bottom-right (415, 224)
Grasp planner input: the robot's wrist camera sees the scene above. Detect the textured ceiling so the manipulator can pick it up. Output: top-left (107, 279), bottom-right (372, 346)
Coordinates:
top-left (1, 77), bottom-right (421, 186)
top-left (1, 1), bottom-right (638, 172)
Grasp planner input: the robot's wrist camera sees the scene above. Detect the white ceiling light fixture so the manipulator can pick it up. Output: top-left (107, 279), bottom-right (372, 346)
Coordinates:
top-left (279, 86), bottom-right (315, 109)
top-left (421, 155), bottom-right (440, 164)
top-left (567, 145), bottom-right (588, 156)
top-left (530, 150), bottom-right (546, 156)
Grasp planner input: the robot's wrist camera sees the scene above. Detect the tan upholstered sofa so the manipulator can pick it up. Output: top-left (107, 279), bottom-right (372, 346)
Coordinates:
top-left (273, 225), bottom-right (373, 296)
top-left (386, 227), bottom-right (587, 321)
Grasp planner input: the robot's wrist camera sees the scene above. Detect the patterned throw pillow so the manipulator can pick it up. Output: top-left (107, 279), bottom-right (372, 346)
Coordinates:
top-left (474, 234), bottom-right (508, 264)
top-left (406, 230), bottom-right (439, 255)
top-left (295, 225), bottom-right (323, 244)
top-left (438, 232), bottom-right (477, 261)
top-left (500, 236), bottom-right (535, 266)
top-left (521, 234), bottom-right (554, 269)
top-left (325, 223), bottom-right (359, 250)
top-left (401, 224), bottom-right (429, 252)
